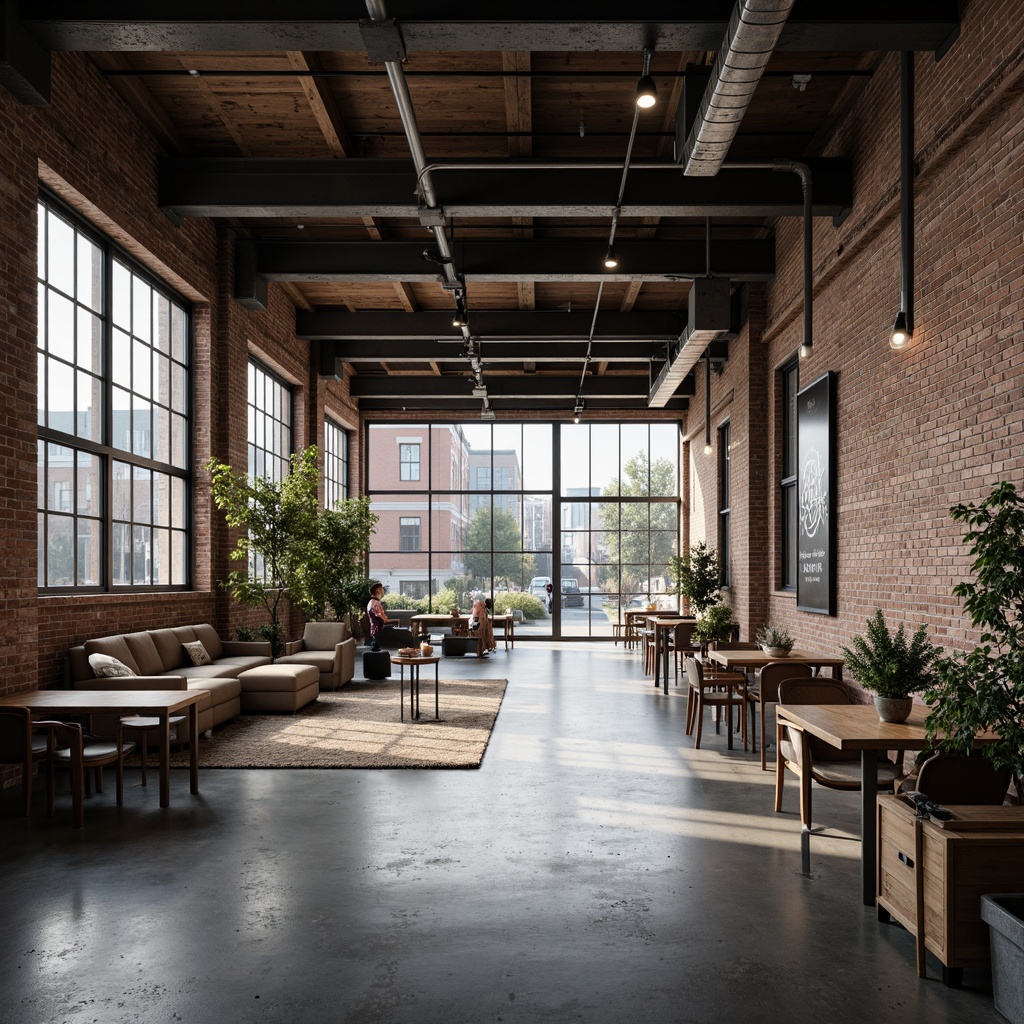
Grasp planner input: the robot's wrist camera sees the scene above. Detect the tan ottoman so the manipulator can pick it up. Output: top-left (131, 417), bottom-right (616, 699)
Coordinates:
top-left (237, 664), bottom-right (319, 713)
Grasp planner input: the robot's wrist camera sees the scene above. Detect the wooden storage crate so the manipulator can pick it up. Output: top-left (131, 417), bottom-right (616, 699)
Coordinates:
top-left (876, 794), bottom-right (1024, 985)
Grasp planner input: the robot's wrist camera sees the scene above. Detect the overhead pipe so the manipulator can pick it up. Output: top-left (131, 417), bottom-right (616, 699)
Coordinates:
top-left (682, 0), bottom-right (795, 177)
top-left (363, 0), bottom-right (489, 409)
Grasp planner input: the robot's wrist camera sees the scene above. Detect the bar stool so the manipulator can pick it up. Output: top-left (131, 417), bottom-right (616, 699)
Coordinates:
top-left (119, 715), bottom-right (186, 787)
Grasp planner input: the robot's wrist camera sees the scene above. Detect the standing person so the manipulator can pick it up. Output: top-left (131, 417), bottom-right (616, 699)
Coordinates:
top-left (468, 592), bottom-right (495, 655)
top-left (366, 582), bottom-right (393, 651)
top-left (545, 581), bottom-right (553, 613)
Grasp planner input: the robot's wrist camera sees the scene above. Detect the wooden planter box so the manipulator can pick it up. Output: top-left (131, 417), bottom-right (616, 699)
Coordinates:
top-left (876, 795), bottom-right (1024, 985)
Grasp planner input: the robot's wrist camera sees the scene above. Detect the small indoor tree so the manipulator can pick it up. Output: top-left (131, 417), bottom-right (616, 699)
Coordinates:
top-left (669, 542), bottom-right (722, 615)
top-left (206, 446), bottom-right (321, 654)
top-left (924, 481), bottom-right (1024, 803)
top-left (291, 496), bottom-right (378, 622)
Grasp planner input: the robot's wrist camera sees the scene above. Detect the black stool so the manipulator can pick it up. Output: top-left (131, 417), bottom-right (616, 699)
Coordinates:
top-left (362, 650), bottom-right (392, 679)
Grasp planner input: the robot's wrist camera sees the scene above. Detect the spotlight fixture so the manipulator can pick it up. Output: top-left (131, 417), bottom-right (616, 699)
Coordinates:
top-left (799, 341), bottom-right (813, 359)
top-left (890, 310), bottom-right (911, 351)
top-left (635, 74), bottom-right (657, 109)
top-left (452, 293), bottom-right (469, 328)
top-left (573, 400), bottom-right (584, 424)
top-left (603, 245), bottom-right (618, 270)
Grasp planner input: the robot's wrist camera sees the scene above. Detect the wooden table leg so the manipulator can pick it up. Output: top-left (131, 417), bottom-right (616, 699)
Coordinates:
top-left (159, 711), bottom-right (171, 808)
top-left (188, 701), bottom-right (199, 796)
top-left (861, 748), bottom-right (879, 906)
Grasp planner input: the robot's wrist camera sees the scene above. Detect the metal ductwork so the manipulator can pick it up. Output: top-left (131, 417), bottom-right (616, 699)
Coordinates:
top-left (648, 279), bottom-right (730, 407)
top-left (682, 0), bottom-right (795, 176)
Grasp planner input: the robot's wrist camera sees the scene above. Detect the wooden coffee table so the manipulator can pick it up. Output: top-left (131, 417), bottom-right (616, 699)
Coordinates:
top-left (391, 655), bottom-right (442, 721)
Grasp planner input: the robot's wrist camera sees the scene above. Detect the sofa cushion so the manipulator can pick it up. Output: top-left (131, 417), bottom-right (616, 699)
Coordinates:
top-left (186, 676), bottom-right (241, 706)
top-left (87, 653), bottom-right (136, 677)
top-left (84, 636), bottom-right (141, 675)
top-left (149, 628), bottom-right (187, 672)
top-left (170, 663), bottom-right (244, 681)
top-left (276, 650), bottom-right (335, 674)
top-left (302, 621), bottom-right (348, 650)
top-left (123, 631), bottom-right (165, 676)
top-left (183, 640), bottom-right (213, 666)
top-left (192, 624), bottom-right (224, 661)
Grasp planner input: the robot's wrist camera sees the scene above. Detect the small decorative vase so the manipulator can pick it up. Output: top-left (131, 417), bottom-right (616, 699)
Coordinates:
top-left (762, 645), bottom-right (790, 658)
top-left (420, 642), bottom-right (433, 657)
top-left (874, 695), bottom-right (913, 723)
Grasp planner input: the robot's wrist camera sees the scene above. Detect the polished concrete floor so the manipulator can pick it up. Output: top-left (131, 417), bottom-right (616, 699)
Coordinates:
top-left (0, 643), bottom-right (1004, 1024)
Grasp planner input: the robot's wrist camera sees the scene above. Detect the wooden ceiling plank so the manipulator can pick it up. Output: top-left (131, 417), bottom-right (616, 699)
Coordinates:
top-left (285, 50), bottom-right (355, 158)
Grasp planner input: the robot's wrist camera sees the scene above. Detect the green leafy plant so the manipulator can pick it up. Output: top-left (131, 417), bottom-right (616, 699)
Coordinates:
top-left (669, 542), bottom-right (721, 615)
top-left (493, 592), bottom-right (547, 621)
top-left (290, 497), bottom-right (378, 621)
top-left (840, 610), bottom-right (936, 699)
top-left (756, 624), bottom-right (795, 653)
top-left (691, 603), bottom-right (734, 647)
top-left (207, 447), bottom-right (322, 655)
top-left (924, 482), bottom-right (1024, 802)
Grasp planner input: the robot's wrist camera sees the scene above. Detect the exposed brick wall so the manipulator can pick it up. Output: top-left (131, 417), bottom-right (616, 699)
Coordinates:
top-left (748, 1), bottom-right (1024, 692)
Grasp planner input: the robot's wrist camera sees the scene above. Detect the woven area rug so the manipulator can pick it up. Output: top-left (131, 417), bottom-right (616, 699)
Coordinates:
top-left (144, 678), bottom-right (507, 770)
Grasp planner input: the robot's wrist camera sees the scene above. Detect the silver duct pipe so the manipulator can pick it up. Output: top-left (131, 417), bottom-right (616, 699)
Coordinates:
top-left (364, 1), bottom-right (487, 404)
top-left (682, 0), bottom-right (794, 176)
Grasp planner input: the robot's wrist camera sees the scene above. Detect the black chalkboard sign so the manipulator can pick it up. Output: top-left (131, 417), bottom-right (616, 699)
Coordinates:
top-left (796, 371), bottom-right (836, 615)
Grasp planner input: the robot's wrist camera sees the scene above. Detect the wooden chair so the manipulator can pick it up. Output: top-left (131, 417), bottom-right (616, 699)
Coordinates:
top-left (669, 621), bottom-right (699, 681)
top-left (119, 715), bottom-right (186, 788)
top-left (775, 678), bottom-right (903, 832)
top-left (0, 707), bottom-right (54, 816)
top-left (684, 656), bottom-right (748, 750)
top-left (747, 663), bottom-right (812, 771)
top-left (899, 749), bottom-right (1012, 805)
top-left (48, 722), bottom-right (135, 829)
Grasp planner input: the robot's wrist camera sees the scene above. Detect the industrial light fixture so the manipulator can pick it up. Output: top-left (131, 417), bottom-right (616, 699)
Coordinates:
top-left (451, 290), bottom-right (469, 328)
top-left (603, 245), bottom-right (618, 270)
top-left (890, 310), bottom-right (911, 350)
top-left (573, 400), bottom-right (584, 424)
top-left (799, 341), bottom-right (813, 360)
top-left (635, 74), bottom-right (657, 109)
top-left (892, 51), bottom-right (915, 352)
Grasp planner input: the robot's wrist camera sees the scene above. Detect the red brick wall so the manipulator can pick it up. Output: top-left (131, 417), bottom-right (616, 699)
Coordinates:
top-left (724, 0), bottom-right (1024, 692)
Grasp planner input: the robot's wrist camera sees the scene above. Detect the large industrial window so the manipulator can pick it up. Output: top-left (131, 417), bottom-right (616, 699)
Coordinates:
top-left (718, 421), bottom-right (731, 588)
top-left (247, 359), bottom-right (292, 580)
top-left (36, 193), bottom-right (190, 590)
top-left (247, 360), bottom-right (292, 484)
top-left (324, 417), bottom-right (348, 507)
top-left (365, 421), bottom-right (678, 639)
top-left (780, 360), bottom-right (798, 589)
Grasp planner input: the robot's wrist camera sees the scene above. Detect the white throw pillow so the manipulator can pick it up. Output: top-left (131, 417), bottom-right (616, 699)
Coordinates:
top-left (88, 653), bottom-right (136, 678)
top-left (182, 640), bottom-right (212, 666)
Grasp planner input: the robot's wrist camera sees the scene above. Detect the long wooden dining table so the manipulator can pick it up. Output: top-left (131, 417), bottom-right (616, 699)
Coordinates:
top-left (0, 688), bottom-right (206, 824)
top-left (647, 615), bottom-right (696, 694)
top-left (706, 647), bottom-right (846, 681)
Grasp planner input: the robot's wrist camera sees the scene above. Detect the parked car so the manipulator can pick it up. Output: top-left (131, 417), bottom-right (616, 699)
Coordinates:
top-left (561, 578), bottom-right (584, 606)
top-left (529, 576), bottom-right (551, 598)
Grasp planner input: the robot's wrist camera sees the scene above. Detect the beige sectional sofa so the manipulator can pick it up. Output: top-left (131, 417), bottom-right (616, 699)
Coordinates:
top-left (68, 623), bottom-right (275, 739)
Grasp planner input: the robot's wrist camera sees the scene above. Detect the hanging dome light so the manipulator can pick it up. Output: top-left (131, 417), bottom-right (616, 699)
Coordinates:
top-left (635, 74), bottom-right (657, 109)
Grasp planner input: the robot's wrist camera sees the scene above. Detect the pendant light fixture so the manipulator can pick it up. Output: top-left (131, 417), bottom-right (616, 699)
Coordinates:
top-left (703, 352), bottom-right (713, 455)
top-left (891, 51), bottom-right (914, 351)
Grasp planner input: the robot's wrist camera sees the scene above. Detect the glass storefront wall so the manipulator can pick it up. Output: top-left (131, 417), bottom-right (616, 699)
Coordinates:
top-left (366, 422), bottom-right (679, 639)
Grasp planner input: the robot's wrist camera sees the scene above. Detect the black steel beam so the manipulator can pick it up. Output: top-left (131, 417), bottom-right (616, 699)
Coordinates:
top-left (323, 339), bottom-right (663, 363)
top-left (356, 396), bottom-right (689, 413)
top-left (23, 4), bottom-right (960, 55)
top-left (160, 158), bottom-right (851, 221)
top-left (243, 239), bottom-right (774, 285)
top-left (297, 310), bottom-right (686, 341)
top-left (349, 374), bottom-right (667, 400)
top-left (1, 3), bottom-right (50, 104)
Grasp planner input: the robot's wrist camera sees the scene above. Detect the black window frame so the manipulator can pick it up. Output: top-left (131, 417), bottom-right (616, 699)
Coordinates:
top-left (399, 442), bottom-right (421, 482)
top-left (36, 190), bottom-right (192, 593)
top-left (324, 416), bottom-right (349, 508)
top-left (780, 359), bottom-right (799, 590)
top-left (399, 516), bottom-right (421, 552)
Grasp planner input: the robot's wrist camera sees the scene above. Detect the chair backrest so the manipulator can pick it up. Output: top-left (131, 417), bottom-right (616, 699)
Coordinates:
top-left (777, 678), bottom-right (853, 762)
top-left (0, 707), bottom-right (31, 763)
top-left (756, 662), bottom-right (812, 703)
top-left (684, 656), bottom-right (703, 686)
top-left (673, 621), bottom-right (698, 648)
top-left (916, 751), bottom-right (1012, 805)
top-left (302, 620), bottom-right (348, 650)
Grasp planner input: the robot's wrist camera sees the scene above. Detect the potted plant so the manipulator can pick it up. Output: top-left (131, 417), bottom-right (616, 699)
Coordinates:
top-left (669, 542), bottom-right (721, 616)
top-left (691, 603), bottom-right (734, 654)
top-left (756, 624), bottom-right (795, 658)
top-left (924, 481), bottom-right (1024, 803)
top-left (841, 609), bottom-right (937, 723)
